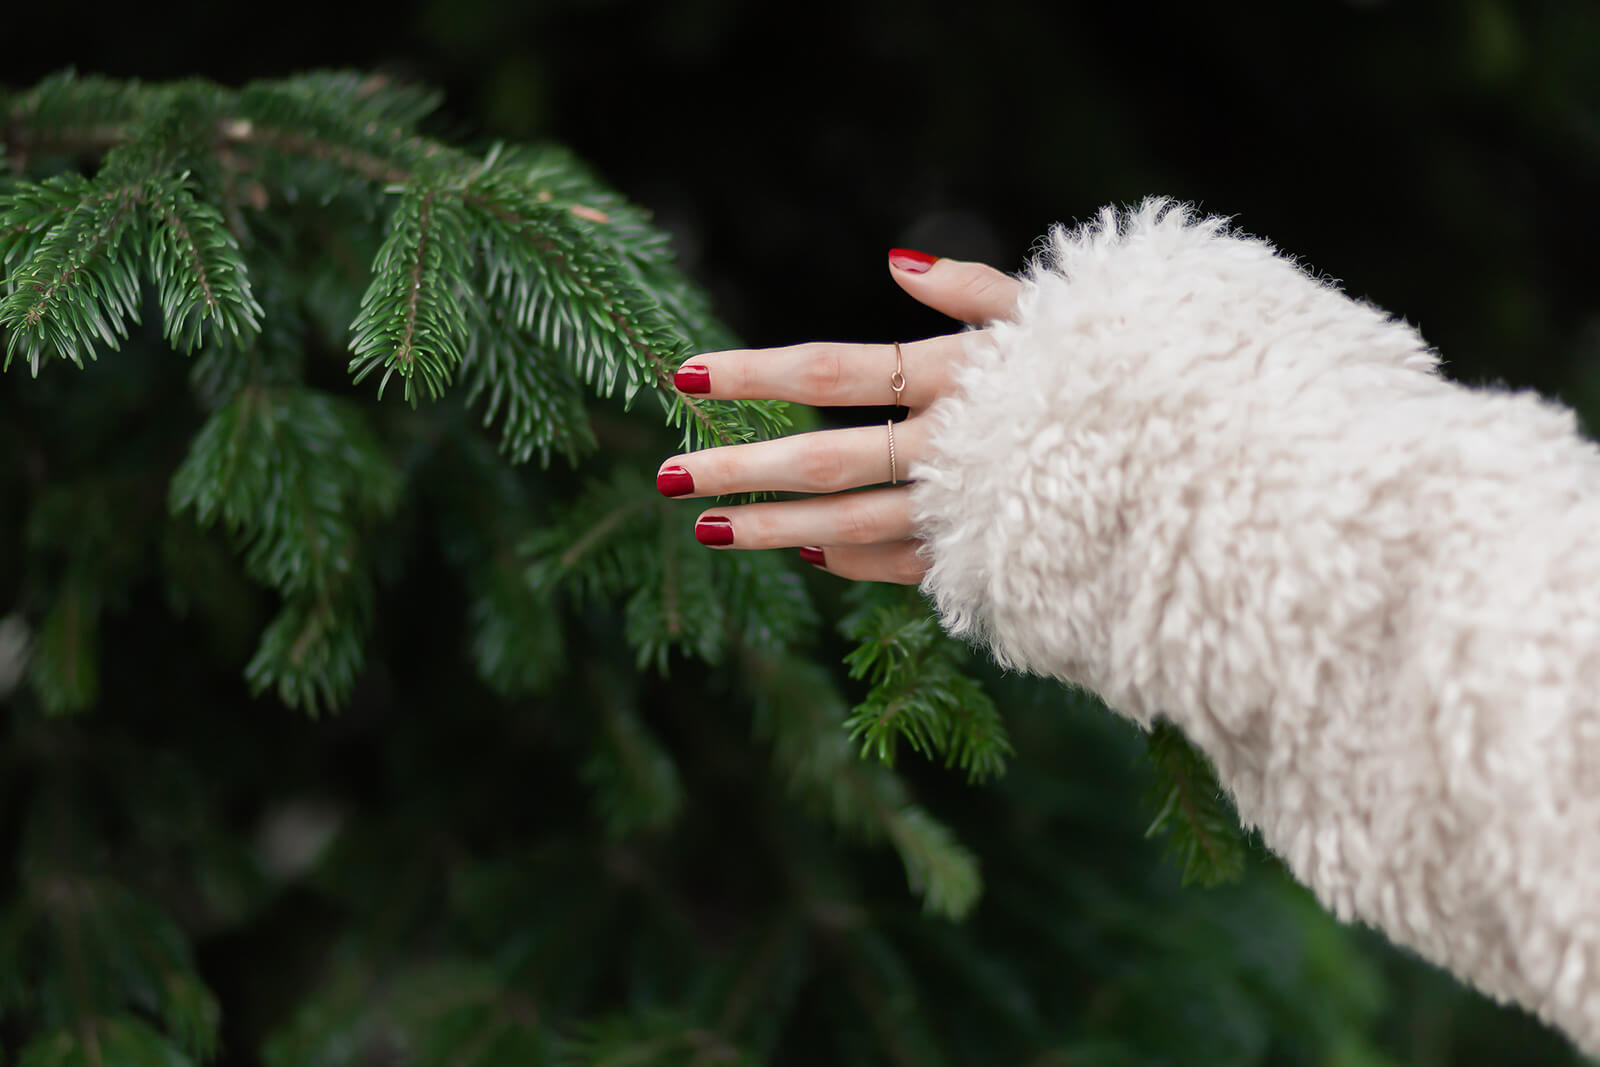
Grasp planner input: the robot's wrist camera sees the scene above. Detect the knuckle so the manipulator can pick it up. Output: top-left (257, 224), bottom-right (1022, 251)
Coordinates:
top-left (835, 498), bottom-right (878, 545)
top-left (891, 546), bottom-right (928, 585)
top-left (795, 441), bottom-right (848, 492)
top-left (798, 344), bottom-right (846, 400)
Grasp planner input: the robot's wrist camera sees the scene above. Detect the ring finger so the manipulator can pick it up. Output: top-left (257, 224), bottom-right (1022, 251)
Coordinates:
top-left (658, 417), bottom-right (928, 498)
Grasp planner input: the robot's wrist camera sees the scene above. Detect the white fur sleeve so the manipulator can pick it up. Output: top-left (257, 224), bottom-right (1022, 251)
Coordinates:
top-left (910, 199), bottom-right (1600, 1053)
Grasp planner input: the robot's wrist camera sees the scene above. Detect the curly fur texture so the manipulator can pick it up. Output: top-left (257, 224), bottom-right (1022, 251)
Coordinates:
top-left (910, 199), bottom-right (1600, 1053)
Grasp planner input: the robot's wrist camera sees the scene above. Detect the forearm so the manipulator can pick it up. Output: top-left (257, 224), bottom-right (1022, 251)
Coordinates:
top-left (910, 200), bottom-right (1600, 1053)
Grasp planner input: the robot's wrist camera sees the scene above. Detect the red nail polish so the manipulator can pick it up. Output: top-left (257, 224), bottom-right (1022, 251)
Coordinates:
top-left (675, 364), bottom-right (711, 394)
top-left (888, 248), bottom-right (937, 274)
top-left (657, 465), bottom-right (694, 497)
top-left (695, 516), bottom-right (734, 546)
top-left (799, 546), bottom-right (826, 567)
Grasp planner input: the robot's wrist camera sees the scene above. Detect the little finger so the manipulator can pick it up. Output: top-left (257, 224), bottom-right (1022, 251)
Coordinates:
top-left (799, 540), bottom-right (929, 586)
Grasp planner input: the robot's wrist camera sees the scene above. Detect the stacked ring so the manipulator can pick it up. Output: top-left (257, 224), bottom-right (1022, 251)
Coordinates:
top-left (890, 341), bottom-right (907, 411)
top-left (887, 419), bottom-right (897, 485)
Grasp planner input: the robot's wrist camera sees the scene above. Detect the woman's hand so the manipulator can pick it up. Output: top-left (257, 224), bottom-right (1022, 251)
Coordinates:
top-left (655, 249), bottom-right (1023, 584)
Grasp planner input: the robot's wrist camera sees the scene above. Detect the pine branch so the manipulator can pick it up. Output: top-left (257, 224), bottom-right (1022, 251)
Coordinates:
top-left (169, 385), bottom-right (400, 598)
top-left (1143, 720), bottom-right (1248, 888)
top-left (461, 297), bottom-right (596, 466)
top-left (885, 807), bottom-right (983, 920)
top-left (2, 71), bottom-right (151, 171)
top-left (144, 176), bottom-right (262, 352)
top-left (348, 184), bottom-right (473, 403)
top-left (522, 469), bottom-right (658, 605)
top-left (839, 587), bottom-right (1013, 784)
top-left (0, 175), bottom-right (144, 373)
top-left (743, 649), bottom-right (984, 919)
top-left (244, 581), bottom-right (373, 716)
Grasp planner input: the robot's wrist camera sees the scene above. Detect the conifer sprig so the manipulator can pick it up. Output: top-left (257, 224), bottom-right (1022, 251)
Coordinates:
top-left (745, 649), bottom-right (983, 919)
top-left (0, 175), bottom-right (145, 372)
top-left (1143, 721), bottom-right (1249, 887)
top-left (348, 183), bottom-right (473, 403)
top-left (145, 177), bottom-right (262, 352)
top-left (840, 586), bottom-right (1013, 784)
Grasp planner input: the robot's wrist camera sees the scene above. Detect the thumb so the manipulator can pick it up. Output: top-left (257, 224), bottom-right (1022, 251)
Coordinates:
top-left (887, 248), bottom-right (1023, 326)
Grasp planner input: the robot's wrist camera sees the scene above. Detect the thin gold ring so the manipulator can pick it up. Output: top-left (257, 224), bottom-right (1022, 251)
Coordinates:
top-left (887, 419), bottom-right (897, 485)
top-left (890, 341), bottom-right (907, 411)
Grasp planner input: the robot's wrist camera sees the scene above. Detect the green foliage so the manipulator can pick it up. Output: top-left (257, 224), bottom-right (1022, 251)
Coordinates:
top-left (1144, 720), bottom-right (1250, 888)
top-left (348, 184), bottom-right (473, 403)
top-left (744, 648), bottom-right (983, 920)
top-left (839, 585), bottom-right (1012, 784)
top-left (2, 66), bottom-right (1567, 1067)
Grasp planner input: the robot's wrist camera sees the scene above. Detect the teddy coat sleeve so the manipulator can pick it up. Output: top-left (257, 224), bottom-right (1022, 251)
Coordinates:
top-left (909, 199), bottom-right (1600, 1054)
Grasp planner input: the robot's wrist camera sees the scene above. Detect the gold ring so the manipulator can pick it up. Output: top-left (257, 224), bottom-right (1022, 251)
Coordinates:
top-left (890, 341), bottom-right (907, 411)
top-left (887, 419), bottom-right (897, 485)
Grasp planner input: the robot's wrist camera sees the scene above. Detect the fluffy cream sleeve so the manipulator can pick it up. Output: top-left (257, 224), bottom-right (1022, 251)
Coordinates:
top-left (910, 199), bottom-right (1600, 1054)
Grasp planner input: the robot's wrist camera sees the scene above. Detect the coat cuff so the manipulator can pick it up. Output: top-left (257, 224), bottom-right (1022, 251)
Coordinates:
top-left (909, 198), bottom-right (1600, 1054)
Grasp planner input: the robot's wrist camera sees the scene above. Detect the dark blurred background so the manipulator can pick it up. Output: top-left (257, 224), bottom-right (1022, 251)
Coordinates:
top-left (10, 0), bottom-right (1599, 404)
top-left (7, 2), bottom-right (1600, 1062)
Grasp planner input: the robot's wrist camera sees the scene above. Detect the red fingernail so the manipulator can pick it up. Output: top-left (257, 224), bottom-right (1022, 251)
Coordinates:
top-left (675, 364), bottom-right (711, 394)
top-left (657, 465), bottom-right (694, 497)
top-left (888, 248), bottom-right (937, 274)
top-left (799, 546), bottom-right (826, 567)
top-left (695, 516), bottom-right (734, 546)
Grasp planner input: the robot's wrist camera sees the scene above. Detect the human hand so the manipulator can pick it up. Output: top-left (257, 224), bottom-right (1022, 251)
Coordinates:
top-left (655, 249), bottom-right (1023, 584)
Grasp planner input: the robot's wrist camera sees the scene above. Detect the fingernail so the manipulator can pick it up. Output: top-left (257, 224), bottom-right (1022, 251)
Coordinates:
top-left (657, 465), bottom-right (694, 497)
top-left (798, 546), bottom-right (826, 567)
top-left (695, 516), bottom-right (734, 546)
top-left (888, 248), bottom-right (937, 274)
top-left (675, 364), bottom-right (711, 394)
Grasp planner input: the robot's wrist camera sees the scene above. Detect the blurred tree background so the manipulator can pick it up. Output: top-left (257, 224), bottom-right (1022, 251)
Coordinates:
top-left (3, 1), bottom-right (1599, 1064)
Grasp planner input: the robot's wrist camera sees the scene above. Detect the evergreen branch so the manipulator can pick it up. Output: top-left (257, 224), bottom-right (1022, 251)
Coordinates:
top-left (743, 649), bottom-right (984, 918)
top-left (272, 71), bottom-right (445, 128)
top-left (464, 184), bottom-right (683, 398)
top-left (1143, 720), bottom-right (1248, 888)
top-left (0, 173), bottom-right (93, 270)
top-left (427, 430), bottom-right (571, 695)
top-left (2, 71), bottom-right (150, 172)
top-left (713, 550), bottom-right (818, 656)
top-left (522, 470), bottom-right (658, 604)
top-left (244, 581), bottom-right (373, 716)
top-left (461, 296), bottom-right (596, 466)
top-left (170, 385), bottom-right (400, 598)
top-left (228, 80), bottom-right (462, 187)
top-left (0, 176), bottom-right (144, 373)
top-left (885, 807), bottom-right (983, 921)
top-left (839, 587), bottom-right (1013, 783)
top-left (349, 185), bottom-right (473, 404)
top-left (459, 162), bottom-right (785, 453)
top-left (145, 176), bottom-right (263, 352)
